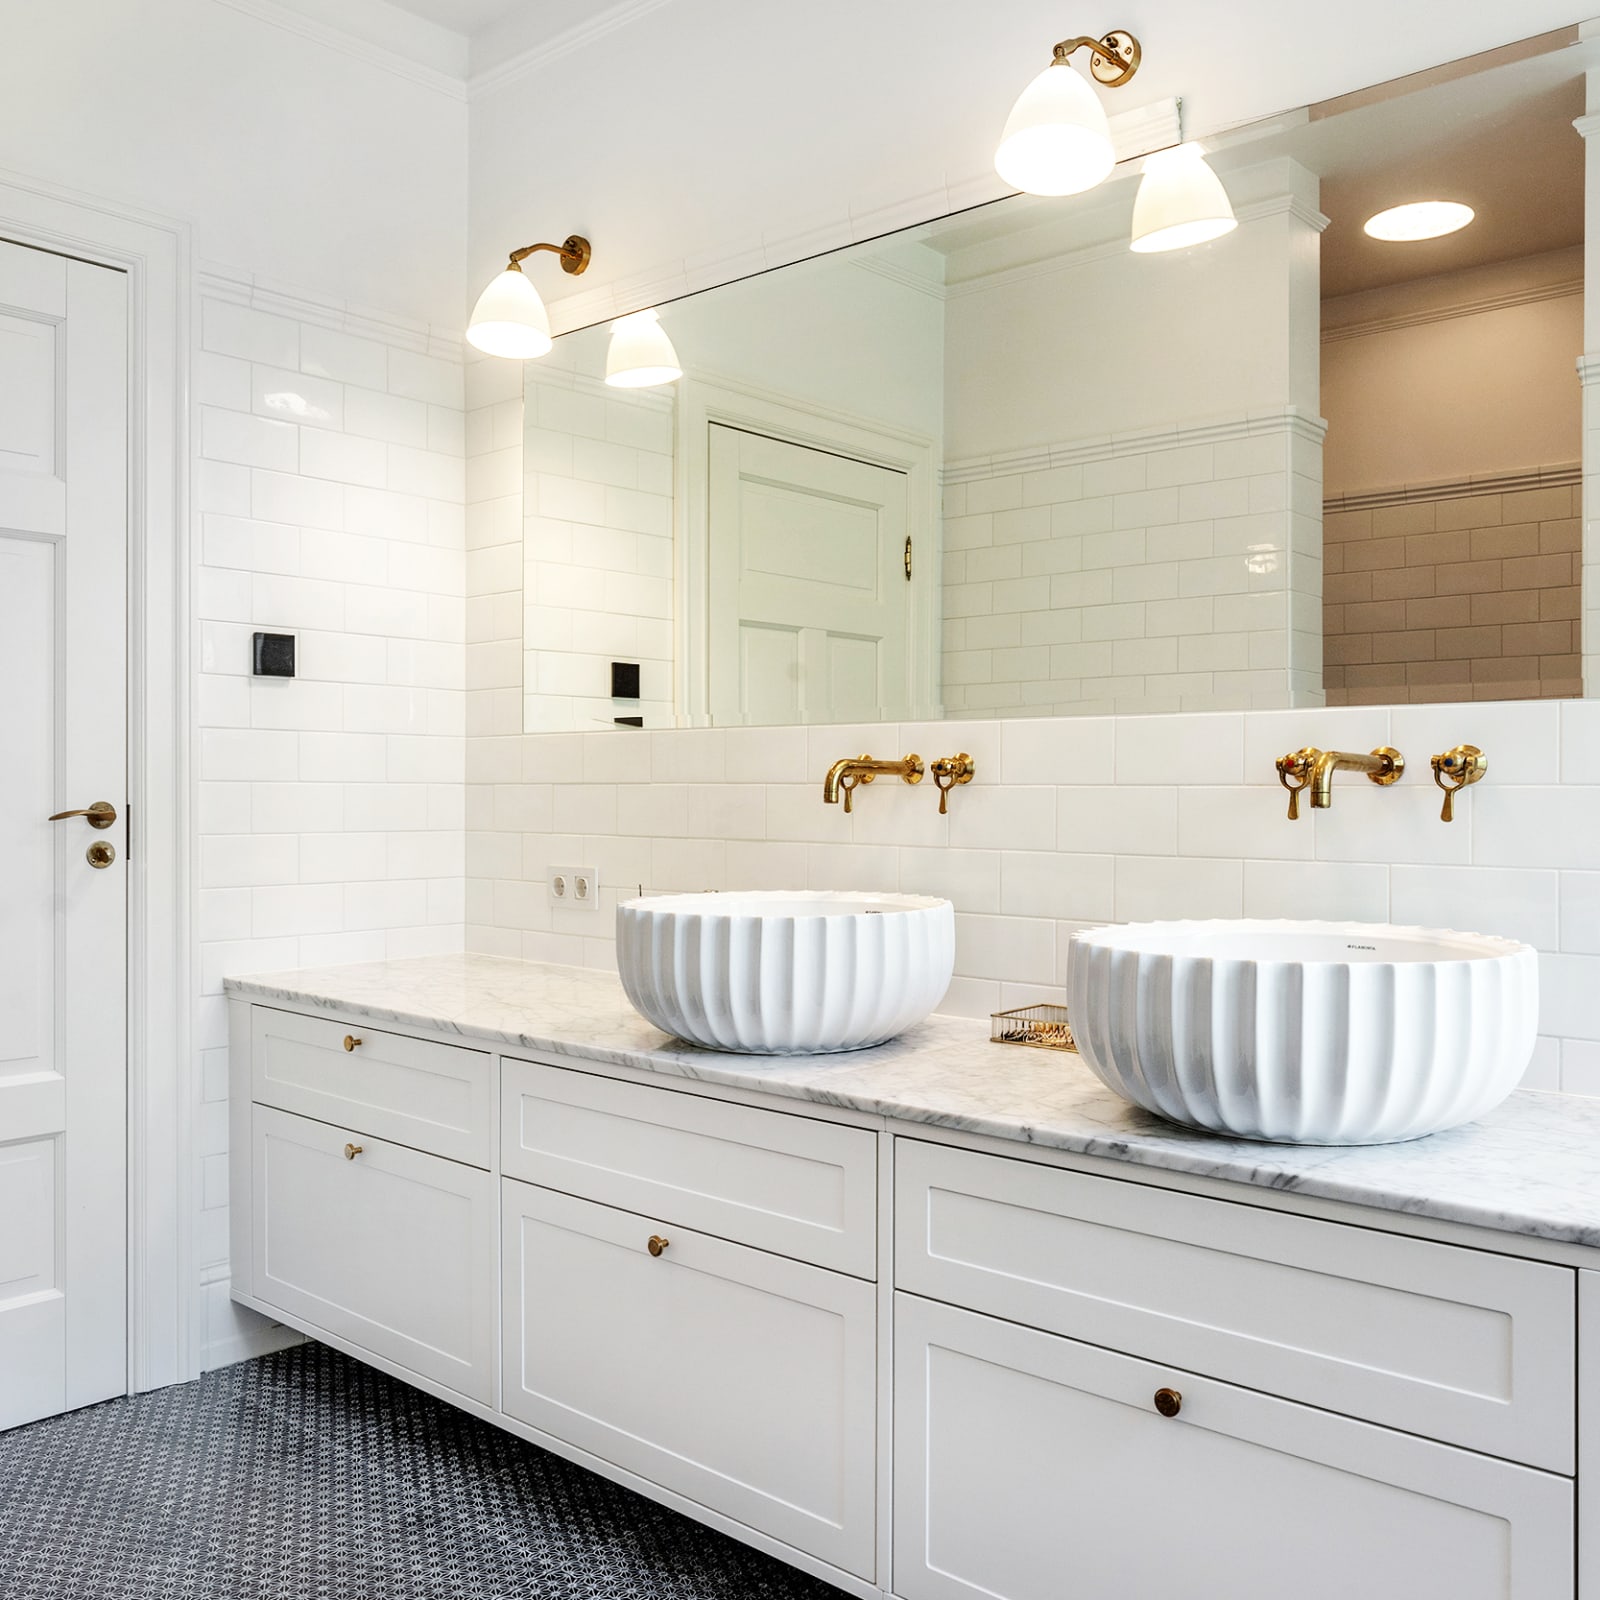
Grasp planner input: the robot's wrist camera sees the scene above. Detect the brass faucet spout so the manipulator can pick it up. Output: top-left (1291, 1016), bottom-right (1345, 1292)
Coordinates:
top-left (822, 754), bottom-right (925, 813)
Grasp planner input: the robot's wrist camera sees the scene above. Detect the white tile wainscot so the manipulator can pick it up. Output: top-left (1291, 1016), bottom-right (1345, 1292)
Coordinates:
top-left (229, 952), bottom-right (1600, 1600)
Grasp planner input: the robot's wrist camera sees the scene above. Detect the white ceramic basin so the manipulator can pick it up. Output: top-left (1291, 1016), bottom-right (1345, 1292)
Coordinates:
top-left (1067, 919), bottom-right (1538, 1145)
top-left (617, 890), bottom-right (954, 1054)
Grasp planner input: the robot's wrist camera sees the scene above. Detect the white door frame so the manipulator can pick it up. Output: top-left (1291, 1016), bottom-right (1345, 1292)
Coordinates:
top-left (675, 372), bottom-right (941, 726)
top-left (0, 167), bottom-right (193, 1393)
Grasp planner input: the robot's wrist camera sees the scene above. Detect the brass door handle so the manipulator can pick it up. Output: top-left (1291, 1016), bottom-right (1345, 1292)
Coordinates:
top-left (1153, 1387), bottom-right (1182, 1418)
top-left (48, 800), bottom-right (117, 829)
top-left (343, 1035), bottom-right (362, 1051)
top-left (344, 1144), bottom-right (363, 1160)
top-left (646, 1235), bottom-right (669, 1257)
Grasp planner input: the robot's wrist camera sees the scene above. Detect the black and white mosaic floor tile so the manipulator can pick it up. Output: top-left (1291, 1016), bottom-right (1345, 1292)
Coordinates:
top-left (0, 1342), bottom-right (847, 1600)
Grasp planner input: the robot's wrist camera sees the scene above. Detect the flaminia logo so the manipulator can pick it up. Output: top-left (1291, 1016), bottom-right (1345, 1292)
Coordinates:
top-left (1347, 944), bottom-right (1377, 952)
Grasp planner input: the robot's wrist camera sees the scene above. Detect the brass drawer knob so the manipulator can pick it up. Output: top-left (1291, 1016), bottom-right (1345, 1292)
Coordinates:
top-left (1153, 1387), bottom-right (1182, 1418)
top-left (343, 1035), bottom-right (362, 1052)
top-left (344, 1144), bottom-right (363, 1160)
top-left (646, 1234), bottom-right (669, 1257)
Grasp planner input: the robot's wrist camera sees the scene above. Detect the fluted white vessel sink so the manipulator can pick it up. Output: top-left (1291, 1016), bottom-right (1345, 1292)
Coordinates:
top-left (617, 890), bottom-right (954, 1055)
top-left (1067, 919), bottom-right (1538, 1145)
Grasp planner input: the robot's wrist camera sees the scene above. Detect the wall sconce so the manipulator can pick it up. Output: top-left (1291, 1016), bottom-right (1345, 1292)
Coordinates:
top-left (1130, 142), bottom-right (1238, 253)
top-left (466, 234), bottom-right (592, 359)
top-left (995, 30), bottom-right (1141, 197)
top-left (605, 308), bottom-right (682, 388)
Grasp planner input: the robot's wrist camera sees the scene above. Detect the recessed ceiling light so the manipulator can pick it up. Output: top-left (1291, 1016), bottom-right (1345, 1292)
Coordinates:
top-left (1363, 201), bottom-right (1475, 242)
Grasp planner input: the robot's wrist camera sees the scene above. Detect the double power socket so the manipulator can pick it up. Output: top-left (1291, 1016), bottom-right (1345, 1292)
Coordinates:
top-left (548, 865), bottom-right (601, 910)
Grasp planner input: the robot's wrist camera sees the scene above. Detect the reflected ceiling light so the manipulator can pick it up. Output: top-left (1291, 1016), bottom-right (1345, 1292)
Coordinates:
top-left (1130, 142), bottom-right (1238, 253)
top-left (995, 29), bottom-right (1141, 197)
top-left (605, 308), bottom-right (682, 388)
top-left (1362, 201), bottom-right (1474, 242)
top-left (466, 233), bottom-right (592, 359)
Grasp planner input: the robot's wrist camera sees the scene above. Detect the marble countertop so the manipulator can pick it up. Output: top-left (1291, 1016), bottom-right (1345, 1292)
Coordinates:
top-left (226, 952), bottom-right (1600, 1251)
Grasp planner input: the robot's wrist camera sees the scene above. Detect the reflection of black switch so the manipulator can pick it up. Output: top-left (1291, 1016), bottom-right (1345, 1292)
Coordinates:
top-left (253, 632), bottom-right (295, 677)
top-left (610, 661), bottom-right (641, 700)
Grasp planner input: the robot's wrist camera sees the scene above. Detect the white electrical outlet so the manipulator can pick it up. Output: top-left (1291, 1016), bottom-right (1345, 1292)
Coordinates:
top-left (549, 865), bottom-right (601, 909)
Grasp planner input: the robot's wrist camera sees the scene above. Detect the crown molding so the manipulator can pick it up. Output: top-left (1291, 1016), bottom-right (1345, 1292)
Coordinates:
top-left (1324, 277), bottom-right (1583, 343)
top-left (469, 0), bottom-right (677, 97)
top-left (1325, 463), bottom-right (1580, 513)
top-left (944, 407), bottom-right (1328, 484)
top-left (208, 0), bottom-right (468, 99)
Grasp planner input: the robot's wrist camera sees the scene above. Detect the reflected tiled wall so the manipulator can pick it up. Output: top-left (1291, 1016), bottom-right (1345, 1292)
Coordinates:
top-left (1325, 477), bottom-right (1582, 705)
top-left (195, 274), bottom-right (466, 1364)
top-left (465, 699), bottom-right (1600, 1099)
top-left (941, 412), bottom-right (1324, 716)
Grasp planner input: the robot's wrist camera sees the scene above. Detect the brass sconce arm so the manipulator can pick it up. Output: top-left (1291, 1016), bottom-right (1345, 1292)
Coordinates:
top-left (506, 235), bottom-right (592, 275)
top-left (1050, 30), bottom-right (1141, 87)
top-left (822, 754), bottom-right (924, 814)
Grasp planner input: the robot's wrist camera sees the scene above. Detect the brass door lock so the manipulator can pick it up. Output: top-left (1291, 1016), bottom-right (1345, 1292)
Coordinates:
top-left (86, 841), bottom-right (116, 869)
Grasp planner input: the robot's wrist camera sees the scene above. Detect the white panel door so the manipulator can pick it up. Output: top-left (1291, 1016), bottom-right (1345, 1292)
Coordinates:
top-left (708, 424), bottom-right (910, 724)
top-left (0, 238), bottom-right (128, 1431)
top-left (894, 1293), bottom-right (1572, 1600)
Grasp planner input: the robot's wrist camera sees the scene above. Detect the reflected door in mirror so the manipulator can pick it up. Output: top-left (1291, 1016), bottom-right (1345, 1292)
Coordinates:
top-left (707, 425), bottom-right (915, 724)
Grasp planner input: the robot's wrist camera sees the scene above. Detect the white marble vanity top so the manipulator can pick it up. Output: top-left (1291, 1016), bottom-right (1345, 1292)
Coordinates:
top-left (226, 951), bottom-right (1600, 1251)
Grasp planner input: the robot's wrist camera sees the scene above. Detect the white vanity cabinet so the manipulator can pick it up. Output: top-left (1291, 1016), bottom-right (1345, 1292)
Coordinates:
top-left (228, 981), bottom-right (1599, 1600)
top-left (892, 1139), bottom-right (1576, 1600)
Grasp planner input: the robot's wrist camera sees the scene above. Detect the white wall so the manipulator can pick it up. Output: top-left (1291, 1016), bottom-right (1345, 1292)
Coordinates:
top-left (468, 0), bottom-right (1593, 329)
top-left (1323, 251), bottom-right (1584, 495)
top-left (0, 0), bottom-right (467, 325)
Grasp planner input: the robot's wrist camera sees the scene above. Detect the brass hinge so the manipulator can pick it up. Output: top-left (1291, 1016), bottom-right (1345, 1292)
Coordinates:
top-left (904, 535), bottom-right (912, 581)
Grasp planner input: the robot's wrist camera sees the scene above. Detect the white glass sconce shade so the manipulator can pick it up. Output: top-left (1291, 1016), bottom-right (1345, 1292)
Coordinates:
top-left (605, 309), bottom-right (682, 387)
top-left (995, 62), bottom-right (1116, 196)
top-left (466, 264), bottom-right (553, 359)
top-left (1130, 143), bottom-right (1238, 253)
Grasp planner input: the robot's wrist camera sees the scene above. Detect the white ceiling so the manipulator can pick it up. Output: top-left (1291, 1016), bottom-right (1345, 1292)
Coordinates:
top-left (376, 0), bottom-right (587, 42)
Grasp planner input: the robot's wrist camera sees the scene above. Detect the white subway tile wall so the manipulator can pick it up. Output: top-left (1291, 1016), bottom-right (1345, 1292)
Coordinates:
top-left (196, 280), bottom-right (466, 1363)
top-left (940, 413), bottom-right (1324, 716)
top-left (465, 699), bottom-right (1600, 1097)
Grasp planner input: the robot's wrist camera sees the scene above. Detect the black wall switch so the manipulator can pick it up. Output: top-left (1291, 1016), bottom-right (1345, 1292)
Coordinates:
top-left (610, 661), bottom-right (641, 699)
top-left (613, 715), bottom-right (645, 728)
top-left (253, 632), bottom-right (296, 677)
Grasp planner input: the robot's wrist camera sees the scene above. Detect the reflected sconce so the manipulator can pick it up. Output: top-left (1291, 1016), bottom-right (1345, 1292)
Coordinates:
top-left (466, 234), bottom-right (592, 359)
top-left (1130, 142), bottom-right (1238, 253)
top-left (995, 29), bottom-right (1141, 197)
top-left (605, 309), bottom-right (682, 388)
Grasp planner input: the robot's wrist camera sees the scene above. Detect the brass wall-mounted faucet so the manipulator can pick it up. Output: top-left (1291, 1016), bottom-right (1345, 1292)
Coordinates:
top-left (1275, 746), bottom-right (1404, 819)
top-left (822, 754), bottom-right (924, 814)
top-left (931, 753), bottom-right (975, 814)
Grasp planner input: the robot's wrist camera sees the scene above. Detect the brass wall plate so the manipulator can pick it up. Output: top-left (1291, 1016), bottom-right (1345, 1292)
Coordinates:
top-left (1088, 30), bottom-right (1141, 86)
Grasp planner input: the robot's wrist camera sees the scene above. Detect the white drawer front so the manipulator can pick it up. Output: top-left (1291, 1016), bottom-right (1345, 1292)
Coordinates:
top-left (894, 1293), bottom-right (1572, 1600)
top-left (252, 1106), bottom-right (496, 1404)
top-left (501, 1180), bottom-right (877, 1581)
top-left (895, 1139), bottom-right (1575, 1472)
top-left (501, 1058), bottom-right (876, 1277)
top-left (252, 1006), bottom-right (492, 1167)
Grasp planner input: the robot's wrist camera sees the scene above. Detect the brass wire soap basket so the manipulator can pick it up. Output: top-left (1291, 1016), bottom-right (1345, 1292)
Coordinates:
top-left (990, 1004), bottom-right (1078, 1052)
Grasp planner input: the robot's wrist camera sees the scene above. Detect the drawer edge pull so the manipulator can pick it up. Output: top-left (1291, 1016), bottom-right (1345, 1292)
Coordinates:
top-left (1153, 1387), bottom-right (1182, 1418)
top-left (344, 1143), bottom-right (364, 1161)
top-left (646, 1234), bottom-right (669, 1257)
top-left (343, 1035), bottom-right (362, 1052)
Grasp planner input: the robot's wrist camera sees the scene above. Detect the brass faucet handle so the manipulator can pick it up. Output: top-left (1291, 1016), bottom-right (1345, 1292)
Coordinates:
top-left (1275, 749), bottom-right (1316, 821)
top-left (1430, 744), bottom-right (1487, 823)
top-left (931, 753), bottom-right (976, 815)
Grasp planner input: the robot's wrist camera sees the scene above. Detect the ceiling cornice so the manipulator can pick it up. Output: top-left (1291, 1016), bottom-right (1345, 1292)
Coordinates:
top-left (208, 0), bottom-right (469, 99)
top-left (468, 0), bottom-right (677, 98)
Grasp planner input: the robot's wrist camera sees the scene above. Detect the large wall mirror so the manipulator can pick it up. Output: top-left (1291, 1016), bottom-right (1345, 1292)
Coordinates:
top-left (521, 27), bottom-right (1589, 732)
